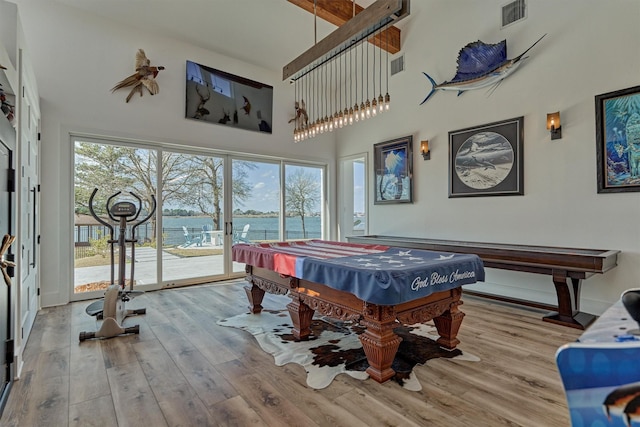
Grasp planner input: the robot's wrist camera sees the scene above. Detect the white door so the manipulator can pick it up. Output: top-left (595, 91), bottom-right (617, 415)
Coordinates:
top-left (18, 81), bottom-right (39, 345)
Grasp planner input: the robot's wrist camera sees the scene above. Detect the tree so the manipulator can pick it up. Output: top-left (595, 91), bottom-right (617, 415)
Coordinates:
top-left (75, 141), bottom-right (257, 241)
top-left (74, 143), bottom-right (134, 215)
top-left (75, 142), bottom-right (192, 239)
top-left (285, 168), bottom-right (320, 238)
top-left (174, 157), bottom-right (255, 230)
top-left (120, 149), bottom-right (194, 238)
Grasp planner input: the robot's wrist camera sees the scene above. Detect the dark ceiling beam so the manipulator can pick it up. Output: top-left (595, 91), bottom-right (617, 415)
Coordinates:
top-left (287, 0), bottom-right (403, 54)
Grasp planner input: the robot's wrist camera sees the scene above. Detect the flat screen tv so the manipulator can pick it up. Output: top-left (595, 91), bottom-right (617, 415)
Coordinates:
top-left (185, 60), bottom-right (273, 134)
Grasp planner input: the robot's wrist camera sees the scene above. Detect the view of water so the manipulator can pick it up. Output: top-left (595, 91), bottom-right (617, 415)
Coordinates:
top-left (77, 215), bottom-right (364, 246)
top-left (162, 215), bottom-right (322, 244)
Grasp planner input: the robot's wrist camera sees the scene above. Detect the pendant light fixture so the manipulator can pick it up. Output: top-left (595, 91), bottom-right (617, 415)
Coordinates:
top-left (384, 22), bottom-right (391, 111)
top-left (342, 47), bottom-right (349, 127)
top-left (378, 28), bottom-right (385, 114)
top-left (349, 44), bottom-right (355, 125)
top-left (353, 41), bottom-right (360, 123)
top-left (371, 30), bottom-right (378, 117)
top-left (286, 0), bottom-right (409, 141)
top-left (365, 35), bottom-right (371, 119)
top-left (359, 39), bottom-right (366, 121)
top-left (333, 58), bottom-right (340, 130)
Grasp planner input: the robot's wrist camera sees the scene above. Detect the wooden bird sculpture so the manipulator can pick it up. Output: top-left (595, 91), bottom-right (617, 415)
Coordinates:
top-left (288, 100), bottom-right (308, 128)
top-left (242, 96), bottom-right (251, 115)
top-left (112, 49), bottom-right (165, 103)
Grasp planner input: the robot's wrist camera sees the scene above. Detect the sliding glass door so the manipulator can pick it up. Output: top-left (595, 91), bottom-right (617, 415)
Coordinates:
top-left (161, 151), bottom-right (226, 285)
top-left (73, 140), bottom-right (159, 299)
top-left (231, 159), bottom-right (280, 273)
top-left (72, 137), bottom-right (327, 298)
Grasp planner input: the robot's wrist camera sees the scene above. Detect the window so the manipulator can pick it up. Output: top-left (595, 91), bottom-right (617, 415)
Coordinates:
top-left (284, 164), bottom-right (323, 240)
top-left (73, 140), bottom-right (158, 295)
top-left (339, 154), bottom-right (368, 240)
top-left (72, 137), bottom-right (327, 298)
top-left (161, 151), bottom-right (226, 283)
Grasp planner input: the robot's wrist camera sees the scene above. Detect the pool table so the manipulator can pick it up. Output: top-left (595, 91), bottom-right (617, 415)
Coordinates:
top-left (232, 240), bottom-right (485, 383)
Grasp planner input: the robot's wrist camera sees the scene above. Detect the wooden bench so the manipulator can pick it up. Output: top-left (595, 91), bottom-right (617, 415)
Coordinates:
top-left (346, 235), bottom-right (620, 330)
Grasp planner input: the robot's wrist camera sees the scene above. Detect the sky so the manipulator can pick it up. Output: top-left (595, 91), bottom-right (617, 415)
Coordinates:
top-left (238, 162), bottom-right (365, 213)
top-left (75, 141), bottom-right (365, 214)
top-left (240, 162), bottom-right (280, 212)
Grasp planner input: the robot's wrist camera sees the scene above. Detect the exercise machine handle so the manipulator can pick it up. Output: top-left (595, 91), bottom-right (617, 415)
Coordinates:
top-left (130, 193), bottom-right (156, 235)
top-left (126, 192), bottom-right (143, 223)
top-left (89, 188), bottom-right (115, 234)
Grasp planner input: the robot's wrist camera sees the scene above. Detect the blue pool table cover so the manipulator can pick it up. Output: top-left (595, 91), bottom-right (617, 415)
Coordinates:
top-left (232, 240), bottom-right (485, 305)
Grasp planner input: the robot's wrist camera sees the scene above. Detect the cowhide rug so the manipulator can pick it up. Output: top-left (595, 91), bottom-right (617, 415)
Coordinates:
top-left (217, 309), bottom-right (479, 390)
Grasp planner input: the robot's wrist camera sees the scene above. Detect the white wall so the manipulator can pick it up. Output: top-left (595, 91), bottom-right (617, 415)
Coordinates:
top-left (13, 0), bottom-right (640, 314)
top-left (13, 0), bottom-right (336, 307)
top-left (336, 0), bottom-right (640, 314)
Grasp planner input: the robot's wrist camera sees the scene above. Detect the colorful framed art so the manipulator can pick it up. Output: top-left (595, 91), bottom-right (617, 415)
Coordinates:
top-left (595, 84), bottom-right (640, 193)
top-left (374, 136), bottom-right (413, 204)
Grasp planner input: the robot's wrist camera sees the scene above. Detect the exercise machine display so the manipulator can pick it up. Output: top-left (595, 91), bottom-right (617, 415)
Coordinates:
top-left (79, 188), bottom-right (156, 341)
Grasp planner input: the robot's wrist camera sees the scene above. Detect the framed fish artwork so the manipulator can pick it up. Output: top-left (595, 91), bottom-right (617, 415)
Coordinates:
top-left (448, 117), bottom-right (524, 198)
top-left (373, 136), bottom-right (413, 204)
top-left (185, 60), bottom-right (273, 133)
top-left (595, 85), bottom-right (640, 193)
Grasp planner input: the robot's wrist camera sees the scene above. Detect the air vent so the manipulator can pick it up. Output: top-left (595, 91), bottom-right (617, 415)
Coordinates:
top-left (390, 55), bottom-right (404, 76)
top-left (501, 0), bottom-right (526, 28)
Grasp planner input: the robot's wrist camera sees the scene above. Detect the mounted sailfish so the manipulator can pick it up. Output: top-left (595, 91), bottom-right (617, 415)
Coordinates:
top-left (420, 34), bottom-right (546, 105)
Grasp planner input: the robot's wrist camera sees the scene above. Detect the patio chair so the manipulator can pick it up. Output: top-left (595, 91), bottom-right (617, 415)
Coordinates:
top-left (182, 226), bottom-right (200, 247)
top-left (233, 224), bottom-right (251, 244)
top-left (201, 224), bottom-right (212, 245)
top-left (182, 226), bottom-right (191, 246)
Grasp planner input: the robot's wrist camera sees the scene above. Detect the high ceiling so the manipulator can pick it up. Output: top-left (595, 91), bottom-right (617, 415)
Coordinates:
top-left (52, 0), bottom-right (384, 76)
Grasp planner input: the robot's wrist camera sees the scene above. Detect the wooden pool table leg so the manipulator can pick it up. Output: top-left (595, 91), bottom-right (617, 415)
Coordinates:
top-left (287, 294), bottom-right (315, 340)
top-left (433, 303), bottom-right (464, 350)
top-left (359, 304), bottom-right (403, 383)
top-left (244, 284), bottom-right (265, 314)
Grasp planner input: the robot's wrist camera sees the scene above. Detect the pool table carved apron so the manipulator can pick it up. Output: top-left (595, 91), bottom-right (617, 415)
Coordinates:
top-left (243, 265), bottom-right (464, 383)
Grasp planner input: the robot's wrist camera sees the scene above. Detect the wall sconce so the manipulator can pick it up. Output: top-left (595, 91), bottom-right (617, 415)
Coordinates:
top-left (421, 140), bottom-right (431, 160)
top-left (547, 112), bottom-right (562, 140)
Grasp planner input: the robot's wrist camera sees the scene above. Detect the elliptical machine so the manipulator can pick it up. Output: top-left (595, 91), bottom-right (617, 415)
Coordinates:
top-left (79, 188), bottom-right (156, 341)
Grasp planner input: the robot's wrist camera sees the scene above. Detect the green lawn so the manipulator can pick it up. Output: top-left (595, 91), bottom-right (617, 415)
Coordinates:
top-left (164, 248), bottom-right (223, 257)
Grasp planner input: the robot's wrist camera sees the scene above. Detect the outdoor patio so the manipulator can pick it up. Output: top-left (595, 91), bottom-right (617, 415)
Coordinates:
top-left (74, 245), bottom-right (244, 291)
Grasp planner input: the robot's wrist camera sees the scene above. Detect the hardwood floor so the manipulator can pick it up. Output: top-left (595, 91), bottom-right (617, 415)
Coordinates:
top-left (1, 280), bottom-right (581, 426)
